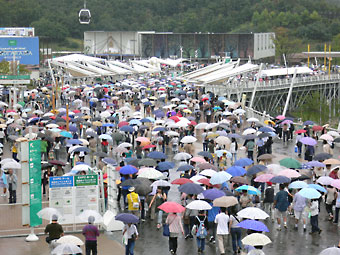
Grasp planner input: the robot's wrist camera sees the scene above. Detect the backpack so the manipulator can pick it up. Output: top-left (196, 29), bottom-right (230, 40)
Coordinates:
top-left (196, 216), bottom-right (207, 239)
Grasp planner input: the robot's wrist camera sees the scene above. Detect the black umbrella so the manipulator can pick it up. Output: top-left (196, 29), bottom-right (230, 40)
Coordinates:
top-left (258, 133), bottom-right (270, 139)
top-left (96, 152), bottom-right (108, 158)
top-left (138, 158), bottom-right (157, 167)
top-left (198, 151), bottom-right (213, 159)
top-left (314, 153), bottom-right (332, 161)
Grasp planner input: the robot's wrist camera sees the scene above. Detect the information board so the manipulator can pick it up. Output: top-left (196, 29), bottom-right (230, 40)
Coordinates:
top-left (28, 140), bottom-right (42, 227)
top-left (49, 175), bottom-right (99, 224)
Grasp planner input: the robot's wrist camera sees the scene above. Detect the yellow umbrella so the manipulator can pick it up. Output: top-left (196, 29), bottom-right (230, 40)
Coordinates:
top-left (264, 120), bottom-right (275, 125)
top-left (183, 109), bottom-right (192, 114)
top-left (241, 233), bottom-right (271, 246)
top-left (83, 115), bottom-right (91, 120)
top-left (149, 96), bottom-right (157, 100)
top-left (207, 133), bottom-right (219, 139)
top-left (92, 121), bottom-right (102, 127)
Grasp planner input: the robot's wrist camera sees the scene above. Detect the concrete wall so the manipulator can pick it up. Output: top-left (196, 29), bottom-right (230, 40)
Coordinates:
top-left (253, 32), bottom-right (275, 60)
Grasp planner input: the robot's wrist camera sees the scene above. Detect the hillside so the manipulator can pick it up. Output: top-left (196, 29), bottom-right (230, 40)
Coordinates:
top-left (0, 0), bottom-right (339, 46)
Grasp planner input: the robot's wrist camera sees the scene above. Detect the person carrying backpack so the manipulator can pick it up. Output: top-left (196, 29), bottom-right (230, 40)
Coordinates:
top-left (193, 210), bottom-right (208, 253)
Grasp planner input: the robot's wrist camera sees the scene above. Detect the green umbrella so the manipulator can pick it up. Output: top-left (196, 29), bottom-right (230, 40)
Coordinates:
top-left (279, 157), bottom-right (302, 169)
top-left (18, 101), bottom-right (25, 107)
top-left (112, 132), bottom-right (124, 141)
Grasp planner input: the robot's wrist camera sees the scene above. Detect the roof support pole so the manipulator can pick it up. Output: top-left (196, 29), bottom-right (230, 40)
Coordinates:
top-left (249, 63), bottom-right (263, 109)
top-left (282, 68), bottom-right (297, 116)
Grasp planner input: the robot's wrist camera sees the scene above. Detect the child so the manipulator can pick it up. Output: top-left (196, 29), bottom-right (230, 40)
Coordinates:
top-left (309, 199), bottom-right (322, 234)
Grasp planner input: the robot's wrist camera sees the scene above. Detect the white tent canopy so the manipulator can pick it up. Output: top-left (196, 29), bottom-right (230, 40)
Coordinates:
top-left (53, 54), bottom-right (103, 62)
top-left (260, 67), bottom-right (313, 77)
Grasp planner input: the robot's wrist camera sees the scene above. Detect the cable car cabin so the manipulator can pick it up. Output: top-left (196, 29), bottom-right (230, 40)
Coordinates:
top-left (79, 9), bottom-right (91, 24)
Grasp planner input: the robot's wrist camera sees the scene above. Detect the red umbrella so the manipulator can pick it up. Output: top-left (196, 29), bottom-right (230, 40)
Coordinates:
top-left (198, 178), bottom-right (212, 187)
top-left (312, 125), bottom-right (323, 131)
top-left (169, 116), bottom-right (180, 122)
top-left (118, 121), bottom-right (129, 128)
top-left (171, 178), bottom-right (193, 185)
top-left (158, 201), bottom-right (185, 213)
top-left (73, 110), bottom-right (81, 113)
top-left (62, 116), bottom-right (71, 121)
top-left (48, 160), bottom-right (66, 166)
top-left (189, 121), bottom-right (197, 126)
top-left (295, 129), bottom-right (306, 134)
top-left (202, 97), bottom-right (209, 101)
top-left (142, 144), bottom-right (156, 150)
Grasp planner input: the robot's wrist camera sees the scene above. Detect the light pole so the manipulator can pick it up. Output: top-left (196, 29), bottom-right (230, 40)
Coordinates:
top-left (180, 46), bottom-right (183, 74)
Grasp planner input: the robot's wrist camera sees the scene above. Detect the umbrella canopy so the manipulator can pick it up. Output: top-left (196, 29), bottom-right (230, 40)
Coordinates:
top-left (306, 161), bottom-right (326, 168)
top-left (317, 176), bottom-right (334, 185)
top-left (202, 189), bottom-right (225, 200)
top-left (49, 160), bottom-right (66, 166)
top-left (158, 201), bottom-right (185, 213)
top-left (235, 185), bottom-right (261, 195)
top-left (279, 157), bottom-right (302, 169)
top-left (308, 184), bottom-right (327, 193)
top-left (226, 166), bottom-right (246, 177)
top-left (157, 161), bottom-right (175, 171)
top-left (234, 158), bottom-right (254, 167)
top-left (270, 175), bottom-right (291, 184)
top-left (247, 165), bottom-right (267, 176)
top-left (138, 158), bottom-right (157, 167)
top-left (174, 152), bottom-right (192, 161)
top-left (288, 181), bottom-right (309, 189)
top-left (210, 171), bottom-right (232, 185)
top-left (215, 136), bottom-right (231, 145)
top-left (331, 179), bottom-right (340, 190)
top-left (254, 174), bottom-right (275, 183)
top-left (241, 233), bottom-right (272, 246)
top-left (300, 137), bottom-right (317, 146)
top-left (57, 235), bottom-right (84, 246)
top-left (178, 183), bottom-right (204, 194)
top-left (171, 178), bottom-right (193, 185)
top-left (237, 219), bottom-right (269, 232)
top-left (298, 188), bottom-right (321, 199)
top-left (78, 210), bottom-right (103, 223)
top-left (314, 153), bottom-right (332, 161)
top-left (198, 163), bottom-right (218, 171)
top-left (237, 207), bottom-right (269, 220)
top-left (51, 243), bottom-right (82, 255)
top-left (137, 168), bottom-right (164, 179)
top-left (200, 169), bottom-right (217, 177)
top-left (151, 180), bottom-right (171, 187)
top-left (213, 196), bottom-right (238, 208)
top-left (119, 165), bottom-right (138, 175)
top-left (37, 207), bottom-right (62, 221)
top-left (319, 247), bottom-right (340, 255)
top-left (115, 213), bottom-right (139, 224)
top-left (180, 136), bottom-right (197, 143)
top-left (186, 200), bottom-right (212, 210)
top-left (278, 169), bottom-right (301, 178)
top-left (2, 161), bottom-right (21, 170)
top-left (258, 154), bottom-right (275, 160)
top-left (147, 151), bottom-right (167, 159)
top-left (177, 164), bottom-right (195, 172)
top-left (323, 158), bottom-right (340, 165)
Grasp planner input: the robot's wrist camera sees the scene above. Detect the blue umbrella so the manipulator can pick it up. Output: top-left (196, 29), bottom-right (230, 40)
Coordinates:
top-left (226, 166), bottom-right (246, 177)
top-left (235, 185), bottom-right (261, 195)
top-left (102, 157), bottom-right (117, 165)
top-left (243, 134), bottom-right (258, 140)
top-left (202, 189), bottom-right (225, 200)
top-left (67, 139), bottom-right (82, 145)
top-left (270, 176), bottom-right (291, 184)
top-left (308, 184), bottom-right (327, 193)
top-left (143, 101), bottom-right (152, 106)
top-left (141, 118), bottom-right (152, 123)
top-left (147, 151), bottom-right (167, 160)
top-left (154, 127), bottom-right (166, 132)
top-left (210, 171), bottom-right (232, 185)
top-left (119, 165), bottom-right (138, 175)
top-left (247, 165), bottom-right (267, 176)
top-left (303, 120), bottom-right (314, 126)
top-left (60, 131), bottom-right (73, 138)
top-left (120, 125), bottom-right (134, 133)
top-left (129, 119), bottom-right (142, 126)
top-left (178, 183), bottom-right (204, 194)
top-left (177, 164), bottom-right (194, 172)
top-left (288, 181), bottom-right (309, 189)
top-left (237, 220), bottom-right (269, 232)
top-left (115, 213), bottom-right (139, 224)
top-left (298, 188), bottom-right (321, 199)
top-left (157, 161), bottom-right (175, 171)
top-left (198, 151), bottom-right (213, 159)
top-left (259, 127), bottom-right (274, 133)
top-left (306, 161), bottom-right (326, 168)
top-left (69, 125), bottom-right (78, 132)
top-left (73, 147), bottom-right (90, 153)
top-left (228, 133), bottom-right (242, 139)
top-left (234, 158), bottom-right (254, 167)
top-left (102, 123), bottom-right (115, 127)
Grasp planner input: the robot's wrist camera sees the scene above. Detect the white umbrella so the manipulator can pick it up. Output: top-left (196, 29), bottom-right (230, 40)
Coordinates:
top-left (247, 117), bottom-right (259, 122)
top-left (174, 152), bottom-right (192, 161)
top-left (234, 109), bottom-right (246, 114)
top-left (151, 180), bottom-right (171, 187)
top-left (33, 110), bottom-right (43, 115)
top-left (78, 209), bottom-right (103, 223)
top-left (327, 131), bottom-right (340, 137)
top-left (317, 176), bottom-right (334, 186)
top-left (166, 131), bottom-right (180, 137)
top-left (119, 106), bottom-right (131, 112)
top-left (319, 247), bottom-right (340, 255)
top-left (266, 164), bottom-right (288, 175)
top-left (190, 175), bottom-right (207, 184)
top-left (44, 112), bottom-right (54, 117)
top-left (186, 200), bottom-right (212, 210)
top-left (37, 207), bottom-right (63, 221)
top-left (100, 111), bottom-right (111, 118)
top-left (206, 123), bottom-right (219, 130)
top-left (0, 158), bottom-right (17, 165)
top-left (237, 207), bottom-right (269, 220)
top-left (79, 139), bottom-right (89, 146)
top-left (138, 169), bottom-right (164, 179)
top-left (241, 233), bottom-right (271, 246)
top-left (51, 243), bottom-right (82, 255)
top-left (195, 123), bottom-right (208, 130)
top-left (320, 134), bottom-right (334, 142)
top-left (181, 136), bottom-right (197, 143)
top-left (57, 235), bottom-right (84, 246)
top-left (210, 171), bottom-right (232, 185)
top-left (2, 161), bottom-right (21, 170)
top-left (242, 128), bottom-right (257, 135)
top-left (200, 169), bottom-right (217, 177)
top-left (72, 164), bottom-right (91, 172)
top-left (215, 136), bottom-right (231, 145)
top-left (118, 142), bottom-right (133, 148)
top-left (47, 123), bottom-right (59, 128)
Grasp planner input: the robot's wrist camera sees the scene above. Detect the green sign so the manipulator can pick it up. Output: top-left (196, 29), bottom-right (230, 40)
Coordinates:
top-left (8, 39), bottom-right (17, 46)
top-left (0, 75), bottom-right (30, 80)
top-left (74, 175), bottom-right (98, 186)
top-left (29, 140), bottom-right (42, 227)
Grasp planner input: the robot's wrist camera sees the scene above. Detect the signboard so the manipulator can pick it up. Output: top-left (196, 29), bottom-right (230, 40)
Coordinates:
top-left (0, 75), bottom-right (30, 80)
top-left (28, 140), bottom-right (42, 227)
top-left (0, 37), bottom-right (39, 65)
top-left (0, 27), bottom-right (35, 37)
top-left (49, 175), bottom-right (99, 224)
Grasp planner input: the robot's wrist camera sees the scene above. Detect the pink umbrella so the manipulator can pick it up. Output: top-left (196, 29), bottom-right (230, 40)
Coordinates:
top-left (190, 157), bottom-right (207, 163)
top-left (320, 134), bottom-right (334, 142)
top-left (300, 137), bottom-right (317, 146)
top-left (331, 179), bottom-right (340, 190)
top-left (281, 120), bottom-right (293, 125)
top-left (254, 174), bottom-right (275, 183)
top-left (158, 201), bottom-right (185, 213)
top-left (276, 115), bottom-right (285, 120)
top-left (278, 169), bottom-right (301, 178)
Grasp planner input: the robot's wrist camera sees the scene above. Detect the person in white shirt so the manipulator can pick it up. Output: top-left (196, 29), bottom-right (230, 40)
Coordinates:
top-left (123, 223), bottom-right (139, 255)
top-left (309, 199), bottom-right (321, 234)
top-left (214, 207), bottom-right (230, 255)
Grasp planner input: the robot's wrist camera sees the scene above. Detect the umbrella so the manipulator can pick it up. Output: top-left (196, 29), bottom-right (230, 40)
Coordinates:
top-left (266, 164), bottom-right (288, 175)
top-left (300, 137), bottom-right (317, 146)
top-left (138, 158), bottom-right (157, 167)
top-left (320, 134), bottom-right (334, 141)
top-left (306, 161), bottom-right (326, 168)
top-left (279, 157), bottom-right (302, 169)
top-left (288, 181), bottom-right (309, 189)
top-left (317, 176), bottom-right (334, 185)
top-left (200, 169), bottom-right (217, 177)
top-left (120, 178), bottom-right (141, 187)
top-left (254, 174), bottom-right (275, 183)
top-left (237, 207), bottom-right (269, 220)
top-left (120, 125), bottom-right (134, 133)
top-left (57, 235), bottom-right (84, 246)
top-left (226, 166), bottom-right (246, 177)
top-left (210, 171), bottom-right (232, 185)
top-left (319, 247), bottom-right (340, 255)
top-left (151, 180), bottom-right (171, 187)
top-left (177, 164), bottom-right (194, 172)
top-left (119, 165), bottom-right (138, 175)
top-left (99, 134), bottom-right (113, 140)
top-left (198, 163), bottom-right (218, 171)
top-left (186, 200), bottom-right (212, 210)
top-left (178, 183), bottom-right (204, 194)
top-left (147, 151), bottom-right (167, 160)
top-left (48, 160), bottom-right (66, 166)
top-left (241, 233), bottom-right (272, 246)
top-left (51, 243), bottom-right (82, 255)
top-left (95, 152), bottom-right (108, 158)
top-left (213, 196), bottom-right (238, 208)
top-left (234, 158), bottom-right (254, 167)
top-left (78, 210), bottom-right (103, 223)
top-left (115, 213), bottom-right (139, 224)
top-left (230, 176), bottom-right (249, 185)
top-left (2, 161), bottom-right (21, 170)
top-left (158, 201), bottom-right (185, 213)
top-left (137, 168), bottom-right (164, 179)
top-left (278, 169), bottom-right (301, 178)
top-left (202, 189), bottom-right (225, 200)
top-left (314, 153), bottom-right (332, 161)
top-left (157, 161), bottom-right (175, 171)
top-left (174, 152), bottom-right (192, 161)
top-left (323, 158), bottom-right (340, 165)
top-left (171, 178), bottom-right (193, 185)
top-left (60, 131), bottom-right (73, 138)
top-left (331, 179), bottom-right (340, 189)
top-left (134, 178), bottom-right (153, 196)
top-left (237, 219), bottom-right (269, 232)
top-left (215, 136), bottom-right (231, 145)
top-left (303, 120), bottom-right (314, 125)
top-left (190, 157), bottom-right (206, 163)
top-left (198, 151), bottom-right (213, 159)
top-left (180, 136), bottom-right (197, 143)
top-left (247, 165), bottom-right (267, 176)
top-left (235, 185), bottom-right (261, 195)
top-left (298, 188), bottom-right (321, 199)
top-left (37, 207), bottom-right (62, 221)
top-left (102, 157), bottom-right (117, 165)
top-left (269, 175), bottom-right (290, 184)
top-left (258, 154), bottom-right (275, 160)
top-left (308, 184), bottom-right (327, 193)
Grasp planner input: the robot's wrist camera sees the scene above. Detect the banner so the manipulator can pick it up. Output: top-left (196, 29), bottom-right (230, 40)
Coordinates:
top-left (28, 140), bottom-right (42, 227)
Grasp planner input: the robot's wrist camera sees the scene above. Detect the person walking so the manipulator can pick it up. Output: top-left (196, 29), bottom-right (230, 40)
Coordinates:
top-left (215, 207), bottom-right (230, 255)
top-left (149, 187), bottom-right (167, 229)
top-left (82, 216), bottom-right (100, 255)
top-left (263, 182), bottom-right (274, 221)
top-left (333, 189), bottom-right (340, 224)
top-left (293, 190), bottom-right (307, 231)
top-left (245, 139), bottom-right (255, 161)
top-left (127, 187), bottom-right (141, 217)
top-left (273, 184), bottom-right (289, 230)
top-left (123, 223), bottom-right (139, 255)
top-left (325, 185), bottom-right (337, 221)
top-left (6, 169), bottom-right (17, 204)
top-left (194, 210), bottom-right (208, 253)
top-left (229, 206), bottom-right (242, 254)
top-left (230, 138), bottom-right (238, 164)
top-left (207, 202), bottom-right (219, 244)
top-left (166, 213), bottom-right (184, 254)
top-left (309, 199), bottom-right (322, 235)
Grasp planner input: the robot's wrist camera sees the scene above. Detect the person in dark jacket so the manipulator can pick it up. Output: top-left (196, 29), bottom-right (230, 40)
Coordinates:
top-left (263, 182), bottom-right (275, 221)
